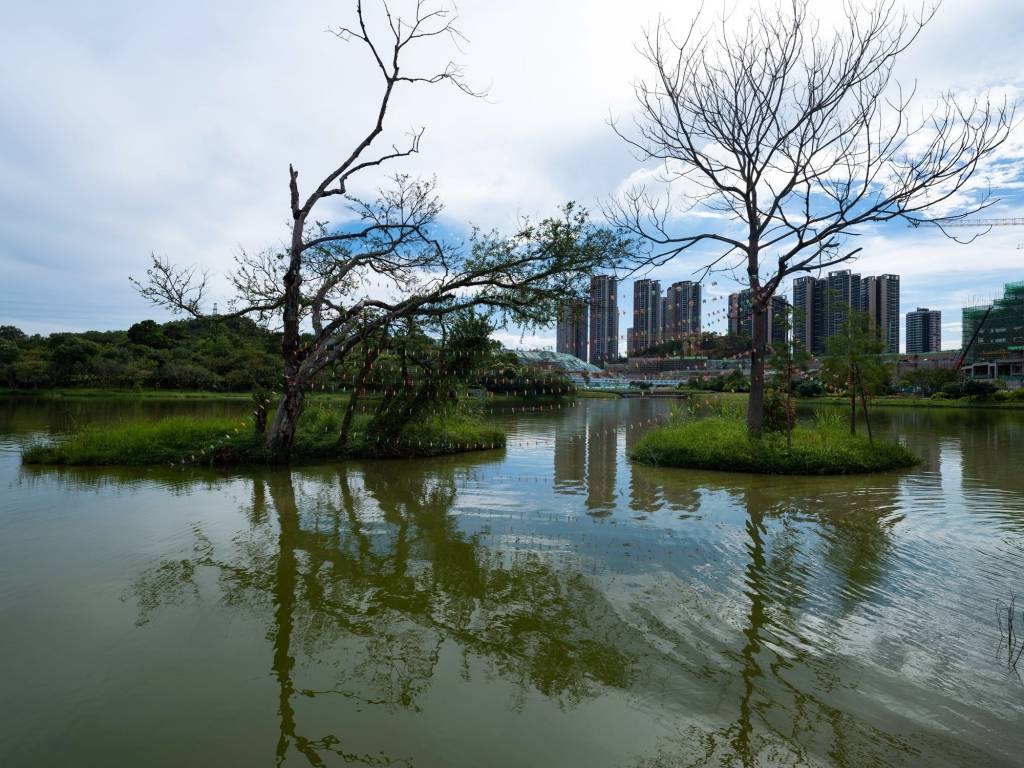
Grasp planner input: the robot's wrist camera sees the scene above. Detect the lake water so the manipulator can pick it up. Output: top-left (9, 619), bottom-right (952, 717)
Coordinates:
top-left (1, 397), bottom-right (1023, 767)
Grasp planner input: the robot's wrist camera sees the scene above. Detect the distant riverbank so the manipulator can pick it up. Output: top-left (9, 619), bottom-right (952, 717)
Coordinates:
top-left (0, 387), bottom-right (573, 405)
top-left (7, 386), bottom-right (1022, 412)
top-left (808, 394), bottom-right (1024, 410)
top-left (672, 390), bottom-right (1024, 410)
top-left (0, 387), bottom-right (290, 401)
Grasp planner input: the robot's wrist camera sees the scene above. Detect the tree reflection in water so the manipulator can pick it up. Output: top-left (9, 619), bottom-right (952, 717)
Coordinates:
top-left (127, 459), bottom-right (636, 766)
top-left (42, 401), bottom-right (1019, 767)
top-left (624, 464), bottom-right (981, 767)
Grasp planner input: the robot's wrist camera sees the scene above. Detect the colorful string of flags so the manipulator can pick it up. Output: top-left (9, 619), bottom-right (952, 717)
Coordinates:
top-left (166, 397), bottom-right (675, 469)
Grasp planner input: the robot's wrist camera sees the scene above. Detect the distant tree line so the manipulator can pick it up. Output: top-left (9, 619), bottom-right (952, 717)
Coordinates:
top-left (0, 319), bottom-right (280, 391)
top-left (0, 314), bottom-right (575, 405)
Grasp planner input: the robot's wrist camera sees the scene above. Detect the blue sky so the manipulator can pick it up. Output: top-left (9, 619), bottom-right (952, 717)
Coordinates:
top-left (2, 0), bottom-right (1023, 352)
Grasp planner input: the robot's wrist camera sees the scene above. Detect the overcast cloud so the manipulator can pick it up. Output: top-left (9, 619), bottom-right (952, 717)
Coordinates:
top-left (2, 0), bottom-right (1023, 351)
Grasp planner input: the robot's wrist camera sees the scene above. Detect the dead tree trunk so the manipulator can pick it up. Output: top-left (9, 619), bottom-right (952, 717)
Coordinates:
top-left (785, 360), bottom-right (794, 451)
top-left (849, 370), bottom-right (857, 436)
top-left (266, 379), bottom-right (306, 462)
top-left (747, 299), bottom-right (767, 436)
top-left (856, 364), bottom-right (874, 444)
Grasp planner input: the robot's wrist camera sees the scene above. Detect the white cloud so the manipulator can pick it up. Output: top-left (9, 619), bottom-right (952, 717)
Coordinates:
top-left (0, 0), bottom-right (1022, 346)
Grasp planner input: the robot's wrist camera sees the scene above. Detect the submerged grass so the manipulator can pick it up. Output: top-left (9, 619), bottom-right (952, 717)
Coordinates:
top-left (22, 408), bottom-right (505, 466)
top-left (629, 415), bottom-right (918, 475)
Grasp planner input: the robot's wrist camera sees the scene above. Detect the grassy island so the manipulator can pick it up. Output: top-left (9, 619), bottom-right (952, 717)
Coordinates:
top-left (629, 416), bottom-right (918, 475)
top-left (22, 409), bottom-right (504, 467)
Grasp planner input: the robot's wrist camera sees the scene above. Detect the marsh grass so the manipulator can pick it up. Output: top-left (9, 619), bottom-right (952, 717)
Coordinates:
top-left (22, 407), bottom-right (504, 466)
top-left (630, 414), bottom-right (918, 475)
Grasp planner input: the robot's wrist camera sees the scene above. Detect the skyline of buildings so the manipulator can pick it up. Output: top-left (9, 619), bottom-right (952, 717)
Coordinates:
top-left (556, 271), bottom-right (1019, 364)
top-left (623, 279), bottom-right (704, 355)
top-left (563, 275), bottom-right (701, 362)
top-left (790, 270), bottom-right (901, 355)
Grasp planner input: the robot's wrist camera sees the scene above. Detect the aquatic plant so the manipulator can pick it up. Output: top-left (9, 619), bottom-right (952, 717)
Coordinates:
top-left (997, 593), bottom-right (1024, 677)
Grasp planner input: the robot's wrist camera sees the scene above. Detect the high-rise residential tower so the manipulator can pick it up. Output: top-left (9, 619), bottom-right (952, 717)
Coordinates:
top-left (663, 280), bottom-right (701, 341)
top-left (555, 300), bottom-right (589, 360)
top-left (589, 275), bottom-right (618, 365)
top-left (727, 289), bottom-right (789, 345)
top-left (791, 276), bottom-right (826, 354)
top-left (825, 269), bottom-right (864, 338)
top-left (906, 307), bottom-right (941, 354)
top-left (631, 279), bottom-right (662, 354)
top-left (790, 270), bottom-right (900, 354)
top-left (862, 274), bottom-right (900, 354)
top-left (727, 292), bottom-right (745, 337)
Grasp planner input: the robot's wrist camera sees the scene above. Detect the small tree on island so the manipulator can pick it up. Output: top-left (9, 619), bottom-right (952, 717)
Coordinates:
top-left (767, 306), bottom-right (810, 448)
top-left (607, 0), bottom-right (1015, 436)
top-left (133, 0), bottom-right (630, 461)
top-left (822, 311), bottom-right (890, 442)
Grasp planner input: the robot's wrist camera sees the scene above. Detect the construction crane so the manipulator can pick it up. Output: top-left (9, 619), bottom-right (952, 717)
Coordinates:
top-left (908, 217), bottom-right (1024, 228)
top-left (954, 305), bottom-right (993, 372)
top-left (908, 216), bottom-right (1024, 371)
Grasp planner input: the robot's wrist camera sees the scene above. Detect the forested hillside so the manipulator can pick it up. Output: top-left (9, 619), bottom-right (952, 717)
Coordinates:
top-left (0, 319), bottom-right (280, 390)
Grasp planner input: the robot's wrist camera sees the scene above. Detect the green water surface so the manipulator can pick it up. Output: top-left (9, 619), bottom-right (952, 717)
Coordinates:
top-left (1, 397), bottom-right (1022, 766)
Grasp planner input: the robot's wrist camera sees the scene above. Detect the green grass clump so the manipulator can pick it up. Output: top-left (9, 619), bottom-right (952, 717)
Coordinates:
top-left (22, 416), bottom-right (252, 465)
top-left (629, 416), bottom-right (918, 475)
top-left (22, 409), bottom-right (504, 466)
top-left (343, 412), bottom-right (505, 459)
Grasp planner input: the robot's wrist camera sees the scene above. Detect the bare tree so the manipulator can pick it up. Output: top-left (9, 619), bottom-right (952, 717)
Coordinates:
top-left (134, 0), bottom-right (628, 460)
top-left (608, 0), bottom-right (1015, 435)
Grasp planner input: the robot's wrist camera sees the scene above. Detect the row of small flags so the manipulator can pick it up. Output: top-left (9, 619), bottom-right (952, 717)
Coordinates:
top-left (168, 400), bottom-right (672, 468)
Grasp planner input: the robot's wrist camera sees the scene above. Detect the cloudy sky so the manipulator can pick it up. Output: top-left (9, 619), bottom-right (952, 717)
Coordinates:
top-left (2, 0), bottom-right (1023, 351)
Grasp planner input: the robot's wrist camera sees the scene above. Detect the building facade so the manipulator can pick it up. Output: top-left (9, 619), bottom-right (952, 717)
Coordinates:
top-left (790, 269), bottom-right (900, 354)
top-left (905, 307), bottom-right (941, 354)
top-left (791, 276), bottom-right (818, 353)
top-left (555, 300), bottom-right (589, 361)
top-left (862, 273), bottom-right (900, 354)
top-left (825, 269), bottom-right (863, 339)
top-left (962, 280), bottom-right (1024, 363)
top-left (791, 275), bottom-right (832, 354)
top-left (662, 280), bottom-right (701, 342)
top-left (630, 279), bottom-right (662, 354)
top-left (727, 289), bottom-right (789, 345)
top-left (589, 275), bottom-right (619, 365)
